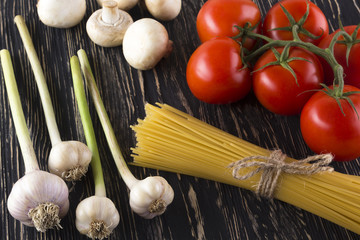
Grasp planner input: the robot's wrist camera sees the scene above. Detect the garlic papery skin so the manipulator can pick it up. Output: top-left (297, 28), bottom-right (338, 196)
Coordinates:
top-left (122, 18), bottom-right (173, 70)
top-left (76, 196), bottom-right (120, 239)
top-left (129, 176), bottom-right (174, 219)
top-left (48, 141), bottom-right (92, 181)
top-left (37, 0), bottom-right (86, 28)
top-left (145, 0), bottom-right (181, 21)
top-left (7, 170), bottom-right (70, 232)
top-left (97, 0), bottom-right (139, 11)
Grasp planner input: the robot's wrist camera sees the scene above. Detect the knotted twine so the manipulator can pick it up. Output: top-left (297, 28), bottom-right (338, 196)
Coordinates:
top-left (228, 150), bottom-right (334, 199)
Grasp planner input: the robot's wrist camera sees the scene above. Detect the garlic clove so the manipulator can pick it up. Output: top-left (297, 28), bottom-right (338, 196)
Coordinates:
top-left (86, 1), bottom-right (134, 47)
top-left (37, 0), bottom-right (86, 28)
top-left (145, 0), bottom-right (182, 21)
top-left (7, 170), bottom-right (69, 232)
top-left (76, 196), bottom-right (120, 239)
top-left (122, 18), bottom-right (173, 70)
top-left (48, 141), bottom-right (92, 181)
top-left (129, 176), bottom-right (174, 219)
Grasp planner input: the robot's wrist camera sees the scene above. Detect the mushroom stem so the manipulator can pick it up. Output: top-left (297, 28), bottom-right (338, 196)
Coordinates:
top-left (86, 1), bottom-right (133, 47)
top-left (102, 1), bottom-right (120, 25)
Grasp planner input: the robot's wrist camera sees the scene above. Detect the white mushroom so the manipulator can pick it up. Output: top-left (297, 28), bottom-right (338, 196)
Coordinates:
top-left (122, 18), bottom-right (173, 70)
top-left (37, 0), bottom-right (86, 28)
top-left (87, 1), bottom-right (133, 47)
top-left (144, 0), bottom-right (181, 21)
top-left (97, 0), bottom-right (139, 11)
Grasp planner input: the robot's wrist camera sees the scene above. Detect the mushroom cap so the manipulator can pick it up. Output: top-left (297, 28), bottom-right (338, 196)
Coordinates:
top-left (145, 0), bottom-right (182, 21)
top-left (86, 8), bottom-right (133, 47)
top-left (37, 0), bottom-right (86, 28)
top-left (97, 0), bottom-right (139, 11)
top-left (122, 18), bottom-right (172, 70)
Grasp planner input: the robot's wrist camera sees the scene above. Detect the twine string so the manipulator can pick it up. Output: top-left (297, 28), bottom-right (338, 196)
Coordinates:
top-left (228, 150), bottom-right (334, 198)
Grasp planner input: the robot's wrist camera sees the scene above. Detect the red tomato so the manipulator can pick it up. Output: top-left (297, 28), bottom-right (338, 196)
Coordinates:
top-left (318, 25), bottom-right (360, 88)
top-left (253, 47), bottom-right (323, 115)
top-left (186, 37), bottom-right (251, 104)
top-left (196, 0), bottom-right (261, 50)
top-left (263, 0), bottom-right (329, 45)
top-left (300, 85), bottom-right (360, 161)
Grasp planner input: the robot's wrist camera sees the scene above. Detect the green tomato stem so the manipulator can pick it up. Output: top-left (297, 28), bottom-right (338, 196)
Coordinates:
top-left (244, 25), bottom-right (346, 95)
top-left (14, 15), bottom-right (62, 146)
top-left (77, 49), bottom-right (139, 189)
top-left (71, 56), bottom-right (106, 197)
top-left (0, 49), bottom-right (39, 174)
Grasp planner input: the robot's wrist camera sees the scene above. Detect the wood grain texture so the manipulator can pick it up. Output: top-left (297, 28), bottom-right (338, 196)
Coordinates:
top-left (1, 0), bottom-right (360, 239)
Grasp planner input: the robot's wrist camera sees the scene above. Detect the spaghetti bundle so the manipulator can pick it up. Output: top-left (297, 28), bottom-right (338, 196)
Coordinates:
top-left (131, 103), bottom-right (360, 234)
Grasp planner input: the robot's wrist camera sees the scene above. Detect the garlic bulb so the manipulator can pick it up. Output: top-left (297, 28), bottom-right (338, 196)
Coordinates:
top-left (129, 176), bottom-right (174, 219)
top-left (7, 170), bottom-right (70, 232)
top-left (48, 141), bottom-right (92, 181)
top-left (76, 196), bottom-right (120, 239)
top-left (14, 16), bottom-right (92, 182)
top-left (72, 56), bottom-right (120, 239)
top-left (77, 49), bottom-right (175, 219)
top-left (1, 49), bottom-right (70, 232)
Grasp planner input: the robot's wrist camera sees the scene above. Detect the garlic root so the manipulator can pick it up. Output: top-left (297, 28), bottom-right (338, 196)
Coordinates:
top-left (28, 202), bottom-right (62, 231)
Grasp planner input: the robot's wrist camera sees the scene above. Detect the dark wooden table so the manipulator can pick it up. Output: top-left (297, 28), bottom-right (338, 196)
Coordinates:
top-left (1, 0), bottom-right (360, 239)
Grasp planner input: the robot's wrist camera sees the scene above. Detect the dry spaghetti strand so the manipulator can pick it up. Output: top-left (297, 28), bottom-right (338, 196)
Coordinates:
top-left (130, 103), bottom-right (360, 234)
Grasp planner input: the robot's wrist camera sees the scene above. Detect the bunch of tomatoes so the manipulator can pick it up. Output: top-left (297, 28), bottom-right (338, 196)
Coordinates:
top-left (186, 0), bottom-right (360, 161)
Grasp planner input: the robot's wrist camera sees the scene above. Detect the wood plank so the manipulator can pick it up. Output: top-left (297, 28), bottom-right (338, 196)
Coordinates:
top-left (1, 0), bottom-right (360, 239)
